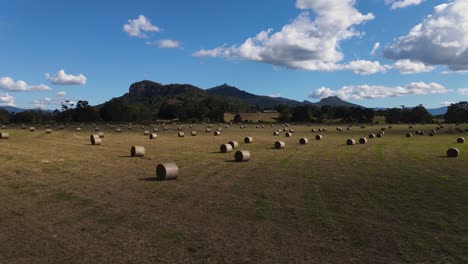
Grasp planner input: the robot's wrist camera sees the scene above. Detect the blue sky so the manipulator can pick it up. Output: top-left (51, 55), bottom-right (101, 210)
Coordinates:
top-left (1, 0), bottom-right (467, 110)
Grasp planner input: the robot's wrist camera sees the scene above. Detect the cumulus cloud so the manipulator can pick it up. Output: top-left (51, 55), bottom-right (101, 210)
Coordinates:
top-left (309, 82), bottom-right (449, 100)
top-left (393, 59), bottom-right (435, 74)
top-left (345, 60), bottom-right (389, 75)
top-left (370, 42), bottom-right (380, 56)
top-left (194, 0), bottom-right (376, 73)
top-left (45, 69), bottom-right (87, 85)
top-left (146, 39), bottom-right (181, 48)
top-left (458, 88), bottom-right (468, 95)
top-left (0, 77), bottom-right (51, 92)
top-left (0, 93), bottom-right (15, 106)
top-left (123, 15), bottom-right (160, 38)
top-left (33, 91), bottom-right (75, 109)
top-left (385, 0), bottom-right (424, 10)
top-left (383, 0), bottom-right (468, 72)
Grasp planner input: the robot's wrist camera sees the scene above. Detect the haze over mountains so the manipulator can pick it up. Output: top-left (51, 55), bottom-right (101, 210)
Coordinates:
top-left (1, 80), bottom-right (450, 115)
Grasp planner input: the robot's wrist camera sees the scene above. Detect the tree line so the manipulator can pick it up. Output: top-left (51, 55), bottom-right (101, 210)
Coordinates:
top-left (0, 100), bottom-right (466, 124)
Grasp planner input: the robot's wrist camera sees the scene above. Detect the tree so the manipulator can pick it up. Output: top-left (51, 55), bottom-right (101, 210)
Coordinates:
top-left (0, 109), bottom-right (10, 123)
top-left (444, 101), bottom-right (468, 123)
top-left (99, 99), bottom-right (130, 122)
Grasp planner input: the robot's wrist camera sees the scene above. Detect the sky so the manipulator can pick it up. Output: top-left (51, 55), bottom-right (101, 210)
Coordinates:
top-left (1, 0), bottom-right (468, 110)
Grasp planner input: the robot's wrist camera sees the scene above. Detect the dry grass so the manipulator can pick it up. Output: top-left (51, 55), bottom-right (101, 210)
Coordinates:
top-left (0, 124), bottom-right (467, 263)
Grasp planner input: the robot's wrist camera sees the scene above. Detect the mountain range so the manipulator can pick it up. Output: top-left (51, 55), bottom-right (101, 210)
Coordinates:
top-left (0, 80), bottom-right (450, 115)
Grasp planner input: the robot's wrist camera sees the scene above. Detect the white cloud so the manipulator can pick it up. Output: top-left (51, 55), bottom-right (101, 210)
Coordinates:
top-left (393, 59), bottom-right (435, 74)
top-left (45, 69), bottom-right (87, 85)
top-left (370, 42), bottom-right (380, 56)
top-left (146, 39), bottom-right (181, 48)
top-left (194, 0), bottom-right (375, 73)
top-left (345, 60), bottom-right (389, 75)
top-left (0, 93), bottom-right (15, 106)
top-left (440, 101), bottom-right (455, 106)
top-left (309, 82), bottom-right (449, 100)
top-left (33, 91), bottom-right (75, 109)
top-left (385, 0), bottom-right (424, 10)
top-left (458, 88), bottom-right (468, 95)
top-left (123, 15), bottom-right (160, 38)
top-left (384, 0), bottom-right (468, 72)
top-left (0, 77), bottom-right (51, 92)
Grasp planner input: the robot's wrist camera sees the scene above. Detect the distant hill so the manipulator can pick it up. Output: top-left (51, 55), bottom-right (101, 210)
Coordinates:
top-left (206, 84), bottom-right (303, 108)
top-left (0, 106), bottom-right (28, 113)
top-left (99, 80), bottom-right (367, 112)
top-left (427, 107), bottom-right (448, 116)
top-left (304, 96), bottom-right (363, 108)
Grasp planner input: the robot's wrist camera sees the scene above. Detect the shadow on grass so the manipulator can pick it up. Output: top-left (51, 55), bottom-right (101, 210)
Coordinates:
top-left (118, 155), bottom-right (133, 158)
top-left (139, 177), bottom-right (158, 181)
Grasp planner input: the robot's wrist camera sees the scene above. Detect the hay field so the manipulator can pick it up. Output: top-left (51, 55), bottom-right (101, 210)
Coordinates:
top-left (0, 124), bottom-right (467, 263)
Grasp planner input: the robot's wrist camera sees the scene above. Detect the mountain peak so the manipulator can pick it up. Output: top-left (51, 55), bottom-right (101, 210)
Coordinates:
top-left (314, 96), bottom-right (362, 108)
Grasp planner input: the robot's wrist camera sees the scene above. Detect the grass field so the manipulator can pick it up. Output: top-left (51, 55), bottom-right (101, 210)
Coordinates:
top-left (0, 123), bottom-right (467, 263)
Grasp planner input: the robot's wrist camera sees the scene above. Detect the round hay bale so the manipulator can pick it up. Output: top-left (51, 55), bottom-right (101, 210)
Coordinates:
top-left (346, 139), bottom-right (356, 145)
top-left (131, 146), bottom-right (145, 157)
top-left (447, 148), bottom-right (459, 158)
top-left (228, 141), bottom-right (239, 149)
top-left (178, 132), bottom-right (185, 137)
top-left (141, 125), bottom-right (145, 129)
top-left (406, 132), bottom-right (412, 138)
top-left (153, 128), bottom-right (159, 132)
top-left (178, 126), bottom-right (183, 131)
top-left (380, 131), bottom-right (385, 135)
top-left (429, 132), bottom-right (435, 137)
top-left (244, 137), bottom-right (253, 143)
top-left (128, 126), bottom-right (132, 130)
top-left (156, 163), bottom-right (179, 181)
top-left (457, 137), bottom-right (465, 143)
top-left (347, 127), bottom-right (352, 131)
top-left (149, 133), bottom-right (157, 139)
top-left (76, 128), bottom-right (81, 132)
top-left (163, 127), bottom-right (168, 131)
top-left (0, 132), bottom-right (9, 139)
top-left (205, 128), bottom-right (211, 133)
top-left (45, 129), bottom-right (52, 134)
top-left (191, 131), bottom-right (197, 136)
top-left (94, 127), bottom-right (100, 132)
top-left (214, 131), bottom-right (221, 136)
top-left (98, 132), bottom-right (105, 138)
top-left (299, 138), bottom-right (309, 145)
top-left (274, 141), bottom-right (285, 149)
top-left (29, 127), bottom-right (35, 132)
top-left (116, 128), bottom-right (121, 133)
top-left (315, 135), bottom-right (323, 140)
top-left (21, 124), bottom-right (26, 129)
top-left (285, 132), bottom-right (292, 137)
top-left (220, 144), bottom-right (233, 153)
top-left (273, 131), bottom-right (280, 136)
top-left (234, 150), bottom-right (251, 162)
top-left (144, 131), bottom-right (150, 135)
top-left (377, 133), bottom-right (383, 138)
top-left (90, 134), bottom-right (101, 145)
top-left (311, 129), bottom-right (317, 132)
top-left (289, 129), bottom-right (295, 133)
top-left (359, 138), bottom-right (367, 144)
